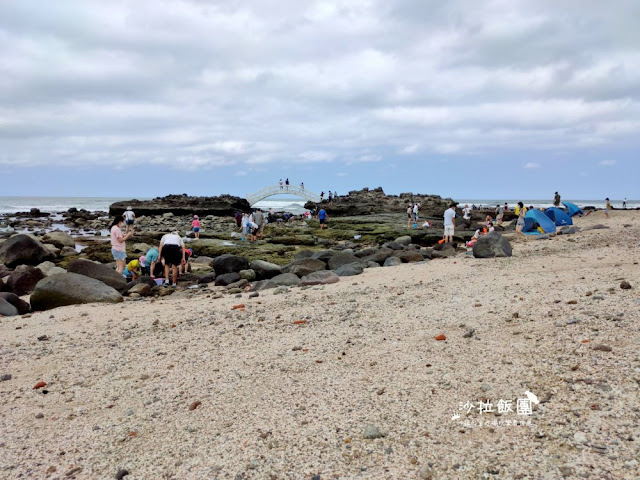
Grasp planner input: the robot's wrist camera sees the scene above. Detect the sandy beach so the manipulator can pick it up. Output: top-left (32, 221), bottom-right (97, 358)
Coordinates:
top-left (1, 210), bottom-right (639, 479)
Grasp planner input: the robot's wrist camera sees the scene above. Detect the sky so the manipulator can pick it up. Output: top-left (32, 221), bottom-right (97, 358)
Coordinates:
top-left (1, 0), bottom-right (639, 200)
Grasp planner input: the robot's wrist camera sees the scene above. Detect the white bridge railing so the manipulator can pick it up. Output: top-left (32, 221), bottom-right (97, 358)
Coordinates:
top-left (246, 184), bottom-right (321, 206)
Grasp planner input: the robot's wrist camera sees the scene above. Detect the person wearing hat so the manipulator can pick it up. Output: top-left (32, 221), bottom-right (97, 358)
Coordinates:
top-left (191, 215), bottom-right (201, 239)
top-left (123, 206), bottom-right (136, 234)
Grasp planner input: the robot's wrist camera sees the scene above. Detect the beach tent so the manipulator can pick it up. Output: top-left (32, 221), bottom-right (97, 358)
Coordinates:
top-left (545, 207), bottom-right (573, 226)
top-left (523, 209), bottom-right (557, 235)
top-left (563, 201), bottom-right (584, 217)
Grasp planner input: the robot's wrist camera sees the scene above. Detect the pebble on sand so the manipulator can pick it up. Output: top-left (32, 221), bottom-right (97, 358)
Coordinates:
top-left (33, 381), bottom-right (47, 389)
top-left (434, 334), bottom-right (446, 341)
top-left (188, 401), bottom-right (202, 411)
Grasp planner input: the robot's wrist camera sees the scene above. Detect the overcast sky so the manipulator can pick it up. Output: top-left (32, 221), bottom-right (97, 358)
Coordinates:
top-left (1, 0), bottom-right (638, 199)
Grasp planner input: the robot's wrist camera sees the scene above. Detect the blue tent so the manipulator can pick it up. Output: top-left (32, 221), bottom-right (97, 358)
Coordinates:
top-left (523, 209), bottom-right (557, 235)
top-left (545, 207), bottom-right (573, 226)
top-left (563, 201), bottom-right (584, 217)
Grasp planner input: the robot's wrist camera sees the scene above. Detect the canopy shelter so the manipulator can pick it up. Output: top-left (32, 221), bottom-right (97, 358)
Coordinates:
top-left (523, 209), bottom-right (557, 235)
top-left (545, 207), bottom-right (573, 226)
top-left (563, 201), bottom-right (584, 217)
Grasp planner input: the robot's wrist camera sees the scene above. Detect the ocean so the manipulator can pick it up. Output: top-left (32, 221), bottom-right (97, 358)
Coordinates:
top-left (0, 196), bottom-right (636, 215)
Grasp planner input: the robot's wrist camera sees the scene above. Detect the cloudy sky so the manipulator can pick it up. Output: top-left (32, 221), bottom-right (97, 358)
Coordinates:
top-left (1, 0), bottom-right (638, 199)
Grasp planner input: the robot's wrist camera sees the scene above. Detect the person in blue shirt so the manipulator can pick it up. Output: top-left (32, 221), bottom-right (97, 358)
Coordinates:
top-left (145, 247), bottom-right (161, 278)
top-left (318, 208), bottom-right (327, 229)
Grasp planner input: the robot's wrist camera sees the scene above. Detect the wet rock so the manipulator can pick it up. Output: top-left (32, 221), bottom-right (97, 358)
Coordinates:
top-left (214, 272), bottom-right (241, 287)
top-left (383, 256), bottom-right (402, 267)
top-left (197, 272), bottom-right (216, 284)
top-left (115, 469), bottom-right (130, 479)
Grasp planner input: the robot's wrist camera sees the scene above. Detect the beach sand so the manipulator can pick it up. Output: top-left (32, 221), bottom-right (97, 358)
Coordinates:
top-left (1, 211), bottom-right (639, 479)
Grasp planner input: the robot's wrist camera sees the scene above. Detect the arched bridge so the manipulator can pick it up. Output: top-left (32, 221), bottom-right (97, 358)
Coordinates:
top-left (246, 184), bottom-right (321, 206)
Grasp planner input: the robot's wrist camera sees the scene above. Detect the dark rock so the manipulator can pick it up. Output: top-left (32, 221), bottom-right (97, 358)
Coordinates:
top-left (393, 251), bottom-right (424, 263)
top-left (382, 242), bottom-right (405, 251)
top-left (109, 194), bottom-right (250, 217)
top-left (354, 247), bottom-right (380, 258)
top-left (226, 278), bottom-right (249, 289)
top-left (293, 250), bottom-right (315, 260)
top-left (472, 232), bottom-right (512, 258)
top-left (300, 270), bottom-right (340, 286)
top-left (249, 260), bottom-right (282, 280)
top-left (115, 469), bottom-right (130, 480)
top-left (361, 248), bottom-right (394, 265)
top-left (215, 272), bottom-right (241, 286)
top-left (283, 258), bottom-right (326, 277)
top-left (126, 276), bottom-right (157, 290)
top-left (212, 254), bottom-right (249, 274)
top-left (128, 283), bottom-right (151, 296)
top-left (238, 269), bottom-right (256, 281)
top-left (393, 236), bottom-right (412, 245)
top-left (620, 281), bottom-right (632, 290)
top-left (0, 234), bottom-right (55, 268)
top-left (197, 272), bottom-right (217, 284)
top-left (67, 258), bottom-right (129, 294)
top-left (383, 256), bottom-right (403, 267)
top-left (431, 245), bottom-right (456, 258)
top-left (0, 297), bottom-right (19, 317)
top-left (30, 273), bottom-right (123, 311)
top-left (327, 252), bottom-right (361, 270)
top-left (6, 266), bottom-right (46, 296)
top-left (334, 262), bottom-right (364, 276)
top-left (267, 273), bottom-right (300, 287)
top-left (311, 250), bottom-right (336, 263)
top-left (0, 292), bottom-right (31, 314)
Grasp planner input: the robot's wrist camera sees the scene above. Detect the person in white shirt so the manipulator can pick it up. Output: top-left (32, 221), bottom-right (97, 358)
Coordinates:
top-left (158, 231), bottom-right (185, 286)
top-left (462, 204), bottom-right (472, 228)
top-left (123, 207), bottom-right (136, 234)
top-left (443, 203), bottom-right (457, 243)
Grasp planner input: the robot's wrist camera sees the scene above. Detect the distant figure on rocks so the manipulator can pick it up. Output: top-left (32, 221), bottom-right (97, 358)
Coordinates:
top-left (406, 204), bottom-right (413, 228)
top-left (285, 178), bottom-right (290, 190)
top-left (192, 215), bottom-right (201, 239)
top-left (279, 179), bottom-right (283, 190)
top-left (300, 182), bottom-right (304, 191)
top-left (320, 191), bottom-right (325, 201)
top-left (123, 206), bottom-right (136, 233)
top-left (554, 192), bottom-right (561, 207)
top-left (253, 209), bottom-right (265, 240)
top-left (443, 203), bottom-right (456, 243)
top-left (328, 191), bottom-right (333, 205)
top-left (604, 198), bottom-right (611, 219)
top-left (504, 202), bottom-right (509, 212)
top-left (109, 215), bottom-right (134, 274)
top-left (145, 247), bottom-right (161, 278)
top-left (462, 204), bottom-right (472, 228)
top-left (495, 204), bottom-right (504, 225)
top-left (413, 203), bottom-right (420, 222)
top-left (158, 231), bottom-right (185, 287)
top-left (516, 202), bottom-right (526, 236)
top-left (622, 198), bottom-right (627, 209)
top-left (235, 211), bottom-right (243, 229)
top-left (241, 213), bottom-right (250, 240)
top-left (318, 208), bottom-right (328, 229)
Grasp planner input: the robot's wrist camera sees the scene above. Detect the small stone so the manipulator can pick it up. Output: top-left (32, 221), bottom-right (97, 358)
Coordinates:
top-left (567, 300), bottom-right (577, 305)
top-left (125, 409), bottom-right (134, 416)
top-left (249, 292), bottom-right (259, 298)
top-left (592, 344), bottom-right (612, 352)
top-left (418, 464), bottom-right (433, 479)
top-left (115, 469), bottom-right (130, 479)
top-left (35, 413), bottom-right (44, 419)
top-left (481, 383), bottom-right (492, 392)
top-left (248, 459), bottom-right (259, 470)
top-left (559, 466), bottom-right (574, 477)
top-left (434, 334), bottom-right (446, 341)
top-left (363, 424), bottom-right (385, 439)
top-left (0, 374), bottom-right (11, 381)
top-left (574, 431), bottom-right (587, 444)
top-left (620, 281), bottom-right (632, 290)
top-left (188, 401), bottom-right (202, 411)
top-left (463, 328), bottom-right (475, 338)
top-left (37, 335), bottom-right (49, 341)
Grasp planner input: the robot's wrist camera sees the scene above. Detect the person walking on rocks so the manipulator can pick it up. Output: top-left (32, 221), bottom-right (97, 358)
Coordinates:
top-left (192, 215), bottom-right (201, 239)
top-left (235, 211), bottom-right (242, 229)
top-left (318, 207), bottom-right (328, 229)
top-left (443, 203), bottom-right (456, 243)
top-left (109, 215), bottom-right (135, 274)
top-left (554, 192), bottom-right (561, 207)
top-left (158, 231), bottom-right (185, 286)
top-left (300, 182), bottom-right (304, 191)
top-left (123, 206), bottom-right (136, 234)
top-left (406, 204), bottom-right (413, 228)
top-left (320, 191), bottom-right (325, 201)
top-left (253, 209), bottom-right (265, 240)
top-left (495, 204), bottom-right (504, 225)
top-left (462, 204), bottom-right (472, 228)
top-left (413, 203), bottom-right (420, 222)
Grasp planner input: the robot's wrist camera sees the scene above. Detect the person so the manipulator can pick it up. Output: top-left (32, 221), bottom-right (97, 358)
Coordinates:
top-left (413, 203), bottom-right (420, 222)
top-left (191, 215), bottom-right (201, 239)
top-left (462, 204), bottom-right (472, 228)
top-left (109, 215), bottom-right (134, 274)
top-left (145, 247), bottom-right (160, 278)
top-left (123, 258), bottom-right (142, 280)
top-left (158, 231), bottom-right (185, 286)
top-left (241, 213), bottom-right (250, 240)
top-left (604, 198), bottom-right (611, 219)
top-left (495, 204), bottom-right (504, 225)
top-left (406, 204), bottom-right (413, 228)
top-left (279, 179), bottom-right (283, 190)
top-left (253, 209), bottom-right (265, 240)
top-left (123, 206), bottom-right (136, 233)
top-left (300, 182), bottom-right (304, 191)
top-left (504, 202), bottom-right (509, 212)
top-left (328, 191), bottom-right (333, 205)
top-left (235, 211), bottom-right (242, 229)
top-left (318, 207), bottom-right (327, 229)
top-left (320, 191), bottom-right (324, 201)
top-left (485, 215), bottom-right (493, 226)
top-left (285, 178), bottom-right (290, 189)
top-left (554, 192), bottom-right (561, 207)
top-left (179, 248), bottom-right (192, 276)
top-left (516, 202), bottom-right (527, 236)
top-left (623, 198), bottom-right (627, 209)
top-left (443, 203), bottom-right (456, 243)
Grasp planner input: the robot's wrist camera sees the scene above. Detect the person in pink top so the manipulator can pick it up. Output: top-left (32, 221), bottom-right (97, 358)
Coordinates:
top-left (192, 215), bottom-right (201, 239)
top-left (109, 215), bottom-right (135, 273)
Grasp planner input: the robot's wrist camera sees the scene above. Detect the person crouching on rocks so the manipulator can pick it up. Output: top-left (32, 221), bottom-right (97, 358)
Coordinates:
top-left (123, 258), bottom-right (142, 281)
top-left (158, 231), bottom-right (185, 287)
top-left (109, 215), bottom-right (135, 274)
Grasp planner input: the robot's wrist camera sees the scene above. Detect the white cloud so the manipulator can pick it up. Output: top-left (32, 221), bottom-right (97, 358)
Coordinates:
top-left (598, 159), bottom-right (616, 167)
top-left (523, 162), bottom-right (541, 169)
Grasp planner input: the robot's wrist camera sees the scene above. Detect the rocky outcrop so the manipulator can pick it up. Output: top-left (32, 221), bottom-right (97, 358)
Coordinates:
top-left (304, 187), bottom-right (453, 218)
top-left (0, 235), bottom-right (56, 268)
top-left (109, 194), bottom-right (251, 217)
top-left (66, 259), bottom-right (129, 294)
top-left (30, 273), bottom-right (123, 311)
top-left (300, 270), bottom-right (340, 286)
top-left (472, 232), bottom-right (513, 258)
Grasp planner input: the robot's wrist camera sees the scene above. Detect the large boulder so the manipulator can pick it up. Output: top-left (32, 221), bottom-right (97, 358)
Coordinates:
top-left (311, 250), bottom-right (336, 263)
top-left (267, 273), bottom-right (300, 287)
top-left (394, 251), bottom-right (425, 263)
top-left (327, 252), bottom-right (361, 270)
top-left (249, 260), bottom-right (282, 280)
top-left (6, 266), bottom-right (46, 296)
top-left (431, 245), bottom-right (456, 258)
top-left (0, 297), bottom-right (19, 317)
top-left (215, 272), bottom-right (241, 286)
top-left (283, 258), bottom-right (326, 277)
top-left (197, 272), bottom-right (216, 284)
top-left (472, 232), bottom-right (513, 258)
top-left (300, 271), bottom-right (340, 286)
top-left (66, 258), bottom-right (129, 294)
top-left (383, 256), bottom-right (402, 267)
top-left (0, 234), bottom-right (55, 268)
top-left (293, 250), bottom-right (315, 260)
top-left (30, 273), bottom-right (123, 311)
top-left (42, 231), bottom-right (75, 249)
top-left (361, 248), bottom-right (394, 265)
top-left (394, 236), bottom-right (412, 246)
top-left (334, 262), bottom-right (364, 276)
top-left (126, 276), bottom-right (157, 290)
top-left (128, 283), bottom-right (151, 297)
top-left (0, 293), bottom-right (31, 315)
top-left (213, 254), bottom-right (250, 274)
top-left (36, 261), bottom-right (56, 275)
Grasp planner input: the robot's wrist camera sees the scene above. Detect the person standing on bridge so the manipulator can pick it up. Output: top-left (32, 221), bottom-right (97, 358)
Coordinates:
top-left (300, 182), bottom-right (304, 191)
top-left (285, 178), bottom-right (290, 190)
top-left (320, 191), bottom-right (324, 201)
top-left (279, 179), bottom-right (283, 190)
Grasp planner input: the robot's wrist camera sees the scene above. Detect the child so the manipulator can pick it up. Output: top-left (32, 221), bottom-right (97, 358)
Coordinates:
top-left (192, 215), bottom-right (201, 239)
top-left (123, 258), bottom-right (142, 281)
top-left (604, 198), bottom-right (611, 219)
